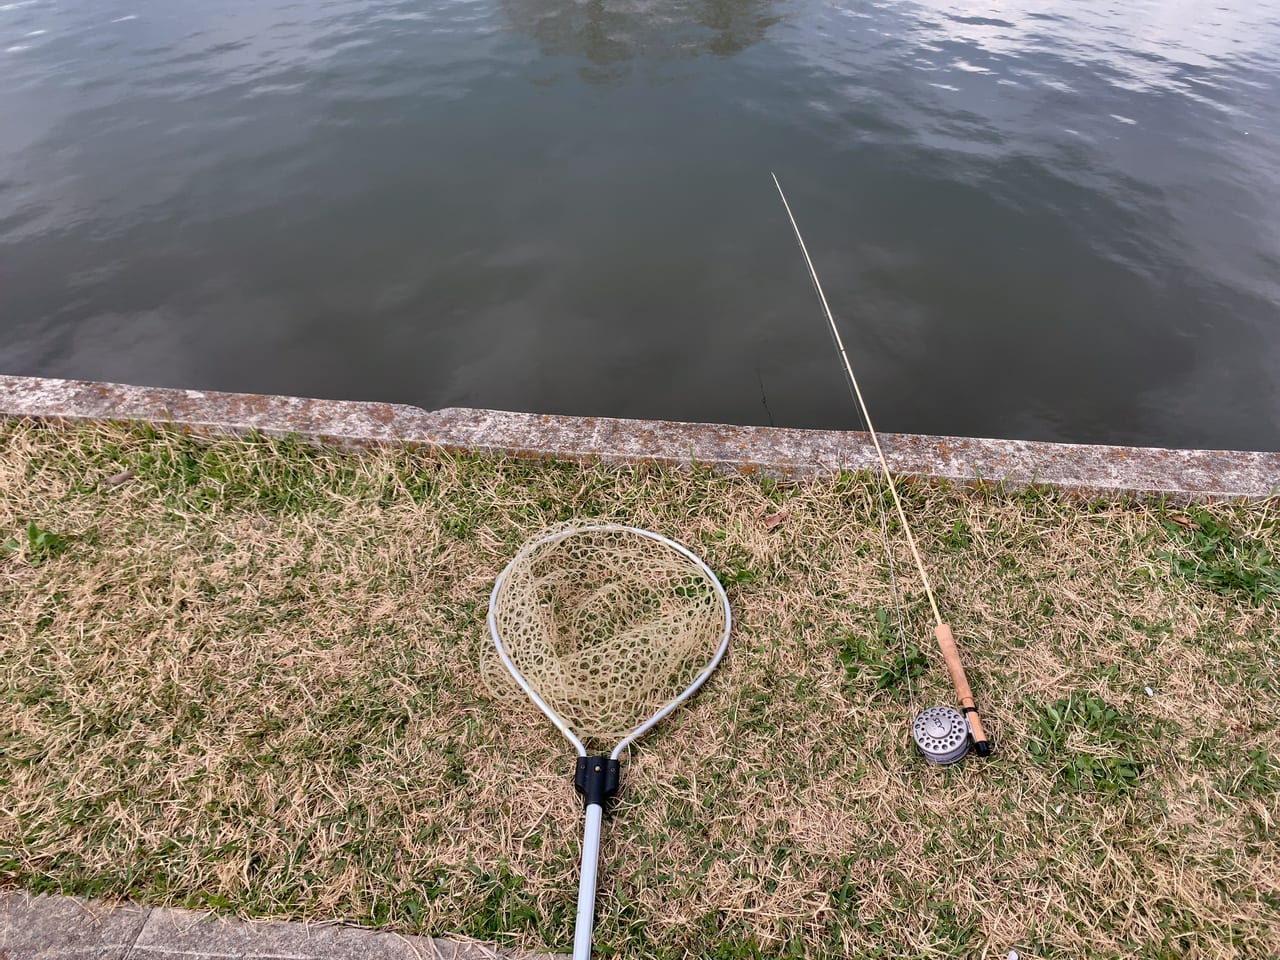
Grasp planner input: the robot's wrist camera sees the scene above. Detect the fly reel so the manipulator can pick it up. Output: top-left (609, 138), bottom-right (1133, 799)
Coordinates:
top-left (912, 705), bottom-right (972, 764)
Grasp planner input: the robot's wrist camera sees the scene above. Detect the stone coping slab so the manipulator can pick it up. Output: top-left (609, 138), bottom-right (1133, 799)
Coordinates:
top-left (1, 375), bottom-right (1276, 499)
top-left (0, 891), bottom-right (558, 960)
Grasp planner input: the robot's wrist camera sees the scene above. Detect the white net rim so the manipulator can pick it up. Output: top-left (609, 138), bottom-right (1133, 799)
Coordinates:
top-left (487, 524), bottom-right (732, 759)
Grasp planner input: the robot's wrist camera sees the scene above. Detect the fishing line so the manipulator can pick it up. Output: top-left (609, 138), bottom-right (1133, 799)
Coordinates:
top-left (771, 172), bottom-right (991, 762)
top-left (755, 367), bottom-right (776, 427)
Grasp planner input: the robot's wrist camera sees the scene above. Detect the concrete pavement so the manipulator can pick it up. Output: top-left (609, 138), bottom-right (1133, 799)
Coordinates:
top-left (0, 891), bottom-right (562, 960)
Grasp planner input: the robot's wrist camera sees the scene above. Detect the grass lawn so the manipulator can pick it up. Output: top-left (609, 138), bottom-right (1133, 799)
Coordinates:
top-left (2, 418), bottom-right (1278, 959)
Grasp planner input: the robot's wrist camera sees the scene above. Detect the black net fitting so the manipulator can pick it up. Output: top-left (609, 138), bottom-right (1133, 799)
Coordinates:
top-left (574, 756), bottom-right (621, 809)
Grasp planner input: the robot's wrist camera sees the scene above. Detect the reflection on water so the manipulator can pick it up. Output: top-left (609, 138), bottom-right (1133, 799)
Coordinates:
top-left (0, 0), bottom-right (1278, 449)
top-left (504, 0), bottom-right (779, 75)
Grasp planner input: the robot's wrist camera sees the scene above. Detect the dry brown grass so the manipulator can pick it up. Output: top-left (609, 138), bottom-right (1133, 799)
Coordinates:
top-left (1, 418), bottom-right (1277, 959)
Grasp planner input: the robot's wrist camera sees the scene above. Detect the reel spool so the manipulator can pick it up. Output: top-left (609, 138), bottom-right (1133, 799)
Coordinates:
top-left (912, 705), bottom-right (971, 764)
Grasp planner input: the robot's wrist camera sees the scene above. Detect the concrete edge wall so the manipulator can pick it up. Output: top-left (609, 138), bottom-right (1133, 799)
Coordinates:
top-left (1, 374), bottom-right (1277, 499)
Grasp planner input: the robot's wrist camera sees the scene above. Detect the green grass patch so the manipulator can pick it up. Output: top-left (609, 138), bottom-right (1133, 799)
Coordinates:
top-left (1027, 694), bottom-right (1145, 795)
top-left (1156, 507), bottom-right (1280, 605)
top-left (2, 520), bottom-right (74, 566)
top-left (838, 608), bottom-right (928, 697)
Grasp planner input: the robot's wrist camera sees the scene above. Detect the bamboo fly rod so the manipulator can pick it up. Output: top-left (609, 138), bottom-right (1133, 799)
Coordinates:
top-left (771, 172), bottom-right (991, 758)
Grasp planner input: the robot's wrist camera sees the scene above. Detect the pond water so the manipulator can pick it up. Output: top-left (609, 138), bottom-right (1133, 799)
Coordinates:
top-left (2, 0), bottom-right (1278, 449)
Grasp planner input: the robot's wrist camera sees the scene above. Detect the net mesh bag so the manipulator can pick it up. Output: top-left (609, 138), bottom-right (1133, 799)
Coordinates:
top-left (489, 525), bottom-right (729, 744)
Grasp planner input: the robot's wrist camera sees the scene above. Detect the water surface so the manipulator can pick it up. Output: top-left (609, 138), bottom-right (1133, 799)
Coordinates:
top-left (3, 0), bottom-right (1279, 448)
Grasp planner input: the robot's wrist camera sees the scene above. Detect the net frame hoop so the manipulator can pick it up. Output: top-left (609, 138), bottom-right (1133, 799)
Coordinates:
top-left (488, 523), bottom-right (733, 761)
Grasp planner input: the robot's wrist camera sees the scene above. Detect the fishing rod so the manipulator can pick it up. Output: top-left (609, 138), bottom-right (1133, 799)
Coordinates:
top-left (771, 172), bottom-right (992, 763)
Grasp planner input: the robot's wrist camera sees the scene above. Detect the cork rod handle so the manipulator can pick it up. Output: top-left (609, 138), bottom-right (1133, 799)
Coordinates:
top-left (935, 623), bottom-right (992, 756)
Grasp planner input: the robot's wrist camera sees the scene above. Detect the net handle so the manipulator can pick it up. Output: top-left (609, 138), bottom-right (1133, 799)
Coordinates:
top-left (487, 524), bottom-right (733, 760)
top-left (573, 803), bottom-right (604, 960)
